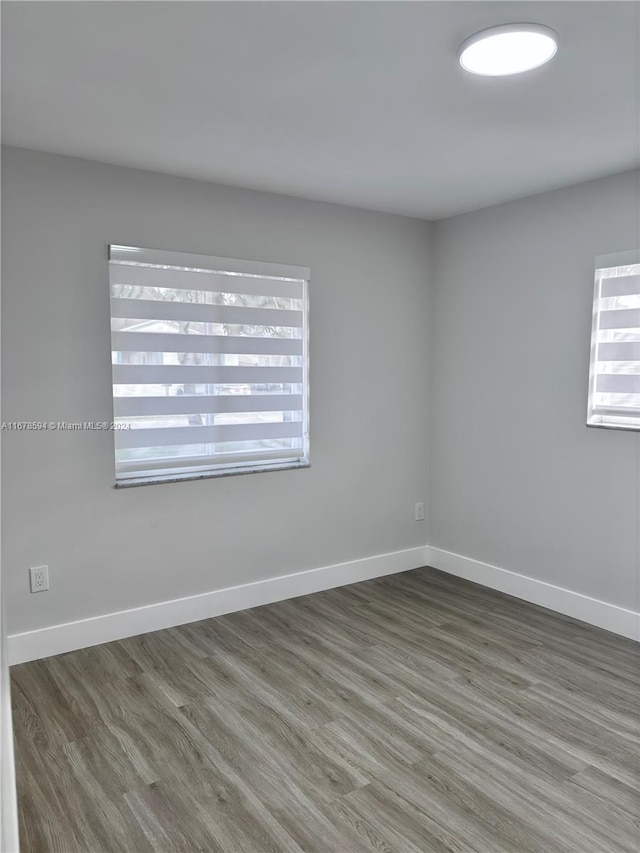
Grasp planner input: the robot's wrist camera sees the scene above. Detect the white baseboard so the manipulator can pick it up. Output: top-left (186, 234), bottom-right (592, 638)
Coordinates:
top-left (8, 546), bottom-right (427, 665)
top-left (426, 546), bottom-right (640, 642)
top-left (9, 543), bottom-right (638, 664)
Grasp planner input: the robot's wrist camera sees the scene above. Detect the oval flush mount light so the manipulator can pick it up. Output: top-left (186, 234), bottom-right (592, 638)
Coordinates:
top-left (459, 23), bottom-right (558, 76)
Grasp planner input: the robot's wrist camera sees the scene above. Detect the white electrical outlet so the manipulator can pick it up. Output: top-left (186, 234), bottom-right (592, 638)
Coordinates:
top-left (29, 565), bottom-right (49, 593)
top-left (414, 502), bottom-right (425, 522)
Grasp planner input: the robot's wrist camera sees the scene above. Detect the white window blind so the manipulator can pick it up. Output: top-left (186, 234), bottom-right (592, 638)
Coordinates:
top-left (587, 249), bottom-right (640, 431)
top-left (109, 245), bottom-right (310, 485)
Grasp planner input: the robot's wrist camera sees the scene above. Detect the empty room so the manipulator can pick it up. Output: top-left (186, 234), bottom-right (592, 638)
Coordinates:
top-left (0, 1), bottom-right (638, 851)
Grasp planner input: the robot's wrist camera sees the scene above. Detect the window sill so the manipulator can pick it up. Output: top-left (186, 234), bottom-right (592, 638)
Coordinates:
top-left (586, 422), bottom-right (640, 433)
top-left (114, 460), bottom-right (310, 488)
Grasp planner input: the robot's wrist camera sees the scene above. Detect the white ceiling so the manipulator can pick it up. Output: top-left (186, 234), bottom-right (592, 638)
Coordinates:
top-left (2, 1), bottom-right (638, 219)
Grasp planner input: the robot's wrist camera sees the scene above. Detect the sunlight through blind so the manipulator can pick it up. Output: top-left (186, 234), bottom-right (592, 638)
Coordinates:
top-left (109, 245), bottom-right (310, 485)
top-left (587, 250), bottom-right (640, 431)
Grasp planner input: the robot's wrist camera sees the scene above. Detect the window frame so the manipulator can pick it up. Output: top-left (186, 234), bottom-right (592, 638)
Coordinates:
top-left (109, 245), bottom-right (310, 486)
top-left (586, 248), bottom-right (640, 432)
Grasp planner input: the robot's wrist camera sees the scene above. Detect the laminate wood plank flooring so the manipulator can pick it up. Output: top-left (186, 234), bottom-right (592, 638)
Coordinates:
top-left (11, 567), bottom-right (640, 852)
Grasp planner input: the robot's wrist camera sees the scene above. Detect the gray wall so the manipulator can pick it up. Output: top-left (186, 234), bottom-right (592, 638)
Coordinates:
top-left (430, 170), bottom-right (640, 608)
top-left (1, 146), bottom-right (432, 634)
top-left (3, 146), bottom-right (637, 638)
top-left (1, 601), bottom-right (19, 851)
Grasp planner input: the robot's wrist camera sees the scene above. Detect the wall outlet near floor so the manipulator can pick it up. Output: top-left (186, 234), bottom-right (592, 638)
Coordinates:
top-left (414, 502), bottom-right (425, 522)
top-left (29, 565), bottom-right (49, 593)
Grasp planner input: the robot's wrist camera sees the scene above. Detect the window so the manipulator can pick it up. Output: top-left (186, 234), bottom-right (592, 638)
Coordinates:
top-left (587, 249), bottom-right (640, 431)
top-left (109, 245), bottom-right (309, 485)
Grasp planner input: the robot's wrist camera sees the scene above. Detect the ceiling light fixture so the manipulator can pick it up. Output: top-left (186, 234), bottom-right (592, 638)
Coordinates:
top-left (459, 23), bottom-right (558, 76)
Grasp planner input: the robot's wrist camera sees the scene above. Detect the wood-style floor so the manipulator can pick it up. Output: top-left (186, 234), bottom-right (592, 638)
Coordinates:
top-left (11, 567), bottom-right (640, 853)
